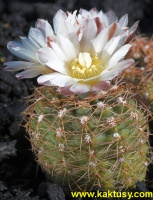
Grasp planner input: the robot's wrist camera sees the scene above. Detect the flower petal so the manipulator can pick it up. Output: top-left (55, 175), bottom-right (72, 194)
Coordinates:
top-left (108, 22), bottom-right (120, 39)
top-left (109, 59), bottom-right (134, 71)
top-left (99, 59), bottom-right (134, 81)
top-left (118, 14), bottom-right (128, 27)
top-left (20, 37), bottom-right (40, 52)
top-left (3, 61), bottom-right (32, 71)
top-left (49, 75), bottom-right (75, 87)
top-left (26, 63), bottom-right (52, 73)
top-left (37, 47), bottom-right (66, 74)
top-left (53, 10), bottom-right (67, 35)
top-left (91, 81), bottom-right (110, 91)
top-left (35, 19), bottom-right (54, 38)
top-left (51, 42), bottom-right (68, 62)
top-left (89, 8), bottom-right (99, 17)
top-left (92, 27), bottom-right (109, 53)
top-left (106, 44), bottom-right (132, 69)
top-left (59, 35), bottom-right (77, 60)
top-left (125, 21), bottom-right (139, 44)
top-left (16, 69), bottom-right (43, 79)
top-left (106, 10), bottom-right (118, 25)
top-left (94, 17), bottom-right (103, 34)
top-left (68, 32), bottom-right (80, 52)
top-left (80, 19), bottom-right (97, 52)
top-left (37, 73), bottom-right (59, 84)
top-left (98, 70), bottom-right (120, 81)
top-left (28, 27), bottom-right (46, 47)
top-left (59, 86), bottom-right (74, 95)
top-left (102, 36), bottom-right (121, 57)
top-left (70, 83), bottom-right (91, 94)
top-left (7, 41), bottom-right (37, 62)
top-left (79, 9), bottom-right (90, 18)
top-left (129, 21), bottom-right (139, 34)
top-left (97, 10), bottom-right (109, 26)
top-left (38, 73), bottom-right (76, 87)
top-left (115, 34), bottom-right (128, 50)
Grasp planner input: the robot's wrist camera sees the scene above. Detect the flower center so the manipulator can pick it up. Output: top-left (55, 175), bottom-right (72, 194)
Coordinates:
top-left (70, 52), bottom-right (103, 79)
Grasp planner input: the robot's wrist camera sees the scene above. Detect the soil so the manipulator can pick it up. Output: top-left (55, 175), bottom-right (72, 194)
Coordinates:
top-left (0, 0), bottom-right (153, 199)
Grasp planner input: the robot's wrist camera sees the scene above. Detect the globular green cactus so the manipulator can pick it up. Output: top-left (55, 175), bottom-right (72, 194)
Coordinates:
top-left (24, 86), bottom-right (150, 191)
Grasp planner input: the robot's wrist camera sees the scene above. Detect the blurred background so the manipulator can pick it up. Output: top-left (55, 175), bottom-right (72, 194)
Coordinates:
top-left (0, 0), bottom-right (153, 199)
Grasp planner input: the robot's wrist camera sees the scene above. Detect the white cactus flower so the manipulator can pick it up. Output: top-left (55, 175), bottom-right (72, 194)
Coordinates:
top-left (4, 8), bottom-right (138, 94)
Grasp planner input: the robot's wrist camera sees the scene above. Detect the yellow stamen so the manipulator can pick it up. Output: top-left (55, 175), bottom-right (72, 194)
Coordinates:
top-left (70, 52), bottom-right (104, 79)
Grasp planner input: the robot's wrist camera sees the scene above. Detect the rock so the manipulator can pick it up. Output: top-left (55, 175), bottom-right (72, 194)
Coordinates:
top-left (38, 181), bottom-right (66, 200)
top-left (0, 181), bottom-right (7, 192)
top-left (47, 183), bottom-right (65, 200)
top-left (0, 140), bottom-right (17, 161)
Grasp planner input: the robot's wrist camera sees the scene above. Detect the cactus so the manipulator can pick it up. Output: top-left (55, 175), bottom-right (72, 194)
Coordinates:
top-left (123, 35), bottom-right (153, 110)
top-left (23, 86), bottom-right (151, 191)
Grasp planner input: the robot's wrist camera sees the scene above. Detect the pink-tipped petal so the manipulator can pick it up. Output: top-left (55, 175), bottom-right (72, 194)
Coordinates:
top-left (35, 19), bottom-right (54, 38)
top-left (59, 86), bottom-right (74, 96)
top-left (91, 81), bottom-right (110, 91)
top-left (94, 17), bottom-right (103, 34)
top-left (108, 22), bottom-right (120, 40)
top-left (124, 21), bottom-right (139, 44)
top-left (70, 83), bottom-right (91, 94)
top-left (124, 32), bottom-right (134, 44)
